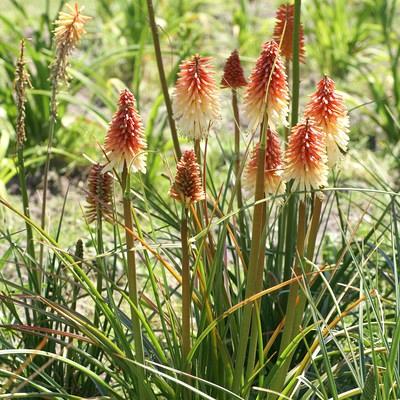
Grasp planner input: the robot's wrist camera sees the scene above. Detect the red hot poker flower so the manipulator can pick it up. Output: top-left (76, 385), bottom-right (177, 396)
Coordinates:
top-left (220, 50), bottom-right (247, 89)
top-left (169, 150), bottom-right (205, 206)
top-left (85, 163), bottom-right (113, 223)
top-left (104, 89), bottom-right (147, 173)
top-left (272, 3), bottom-right (305, 62)
top-left (244, 40), bottom-right (289, 131)
top-left (283, 118), bottom-right (328, 198)
top-left (305, 76), bottom-right (349, 167)
top-left (243, 129), bottom-right (286, 203)
top-left (173, 55), bottom-right (220, 140)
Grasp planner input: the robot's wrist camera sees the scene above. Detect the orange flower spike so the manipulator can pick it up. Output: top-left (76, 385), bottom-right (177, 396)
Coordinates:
top-left (221, 50), bottom-right (247, 89)
top-left (173, 55), bottom-right (220, 140)
top-left (244, 40), bottom-right (289, 131)
top-left (104, 89), bottom-right (147, 173)
top-left (169, 150), bottom-right (205, 207)
top-left (244, 129), bottom-right (286, 202)
top-left (85, 163), bottom-right (113, 223)
top-left (284, 118), bottom-right (328, 198)
top-left (305, 76), bottom-right (350, 167)
top-left (272, 3), bottom-right (305, 62)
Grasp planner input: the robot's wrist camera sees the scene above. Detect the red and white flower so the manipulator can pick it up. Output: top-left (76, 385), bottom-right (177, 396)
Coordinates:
top-left (173, 55), bottom-right (220, 140)
top-left (283, 119), bottom-right (328, 198)
top-left (305, 76), bottom-right (349, 167)
top-left (244, 129), bottom-right (286, 202)
top-left (244, 40), bottom-right (289, 131)
top-left (104, 89), bottom-right (147, 173)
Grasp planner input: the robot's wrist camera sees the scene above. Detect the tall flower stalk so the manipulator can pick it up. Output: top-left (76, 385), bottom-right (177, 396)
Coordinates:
top-left (233, 38), bottom-right (288, 394)
top-left (145, 0), bottom-right (181, 159)
top-left (14, 40), bottom-right (37, 288)
top-left (169, 150), bottom-right (205, 358)
top-left (269, 117), bottom-right (328, 397)
top-left (104, 88), bottom-right (147, 398)
top-left (169, 150), bottom-right (204, 398)
top-left (221, 49), bottom-right (248, 260)
top-left (39, 2), bottom-right (90, 273)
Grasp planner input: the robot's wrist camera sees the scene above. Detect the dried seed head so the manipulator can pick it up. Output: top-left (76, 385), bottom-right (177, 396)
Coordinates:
top-left (104, 89), bottom-right (147, 173)
top-left (220, 50), bottom-right (247, 89)
top-left (305, 76), bottom-right (350, 167)
top-left (173, 55), bottom-right (220, 140)
top-left (85, 163), bottom-right (113, 223)
top-left (51, 2), bottom-right (90, 90)
top-left (243, 129), bottom-right (286, 203)
top-left (14, 39), bottom-right (31, 147)
top-left (273, 3), bottom-right (305, 62)
top-left (244, 40), bottom-right (289, 131)
top-left (283, 118), bottom-right (328, 198)
top-left (74, 239), bottom-right (84, 261)
top-left (169, 150), bottom-right (205, 206)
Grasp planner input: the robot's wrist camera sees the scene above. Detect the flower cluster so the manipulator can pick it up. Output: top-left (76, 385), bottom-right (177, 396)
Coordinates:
top-left (305, 76), bottom-right (350, 167)
top-left (52, 2), bottom-right (90, 84)
top-left (283, 119), bottom-right (328, 198)
top-left (104, 89), bottom-right (147, 173)
top-left (173, 55), bottom-right (220, 140)
top-left (85, 163), bottom-right (113, 223)
top-left (220, 50), bottom-right (247, 89)
top-left (272, 3), bottom-right (305, 62)
top-left (169, 150), bottom-right (205, 206)
top-left (244, 129), bottom-right (286, 202)
top-left (244, 40), bottom-right (289, 130)
top-left (14, 40), bottom-right (31, 147)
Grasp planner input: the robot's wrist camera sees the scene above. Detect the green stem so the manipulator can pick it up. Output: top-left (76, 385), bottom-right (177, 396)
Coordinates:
top-left (232, 122), bottom-right (267, 394)
top-left (181, 207), bottom-right (191, 363)
top-left (268, 200), bottom-right (306, 400)
top-left (145, 0), bottom-right (181, 159)
top-left (16, 146), bottom-right (37, 290)
top-left (121, 165), bottom-right (146, 399)
top-left (232, 88), bottom-right (248, 265)
top-left (282, 0), bottom-right (301, 326)
top-left (181, 207), bottom-right (192, 400)
top-left (94, 210), bottom-right (104, 329)
top-left (39, 80), bottom-right (58, 286)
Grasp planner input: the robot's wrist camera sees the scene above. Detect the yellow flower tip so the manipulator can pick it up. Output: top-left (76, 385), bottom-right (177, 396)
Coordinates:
top-left (54, 2), bottom-right (91, 49)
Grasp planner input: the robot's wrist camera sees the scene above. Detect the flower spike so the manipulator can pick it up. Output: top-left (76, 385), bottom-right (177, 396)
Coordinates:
top-left (85, 163), bottom-right (113, 223)
top-left (244, 40), bottom-right (289, 131)
top-left (14, 40), bottom-right (31, 147)
top-left (221, 50), bottom-right (247, 89)
top-left (243, 129), bottom-right (286, 203)
top-left (169, 150), bottom-right (205, 206)
top-left (104, 89), bottom-right (147, 173)
top-left (173, 55), bottom-right (220, 140)
top-left (273, 3), bottom-right (305, 62)
top-left (52, 2), bottom-right (91, 84)
top-left (283, 118), bottom-right (328, 198)
top-left (305, 76), bottom-right (350, 167)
